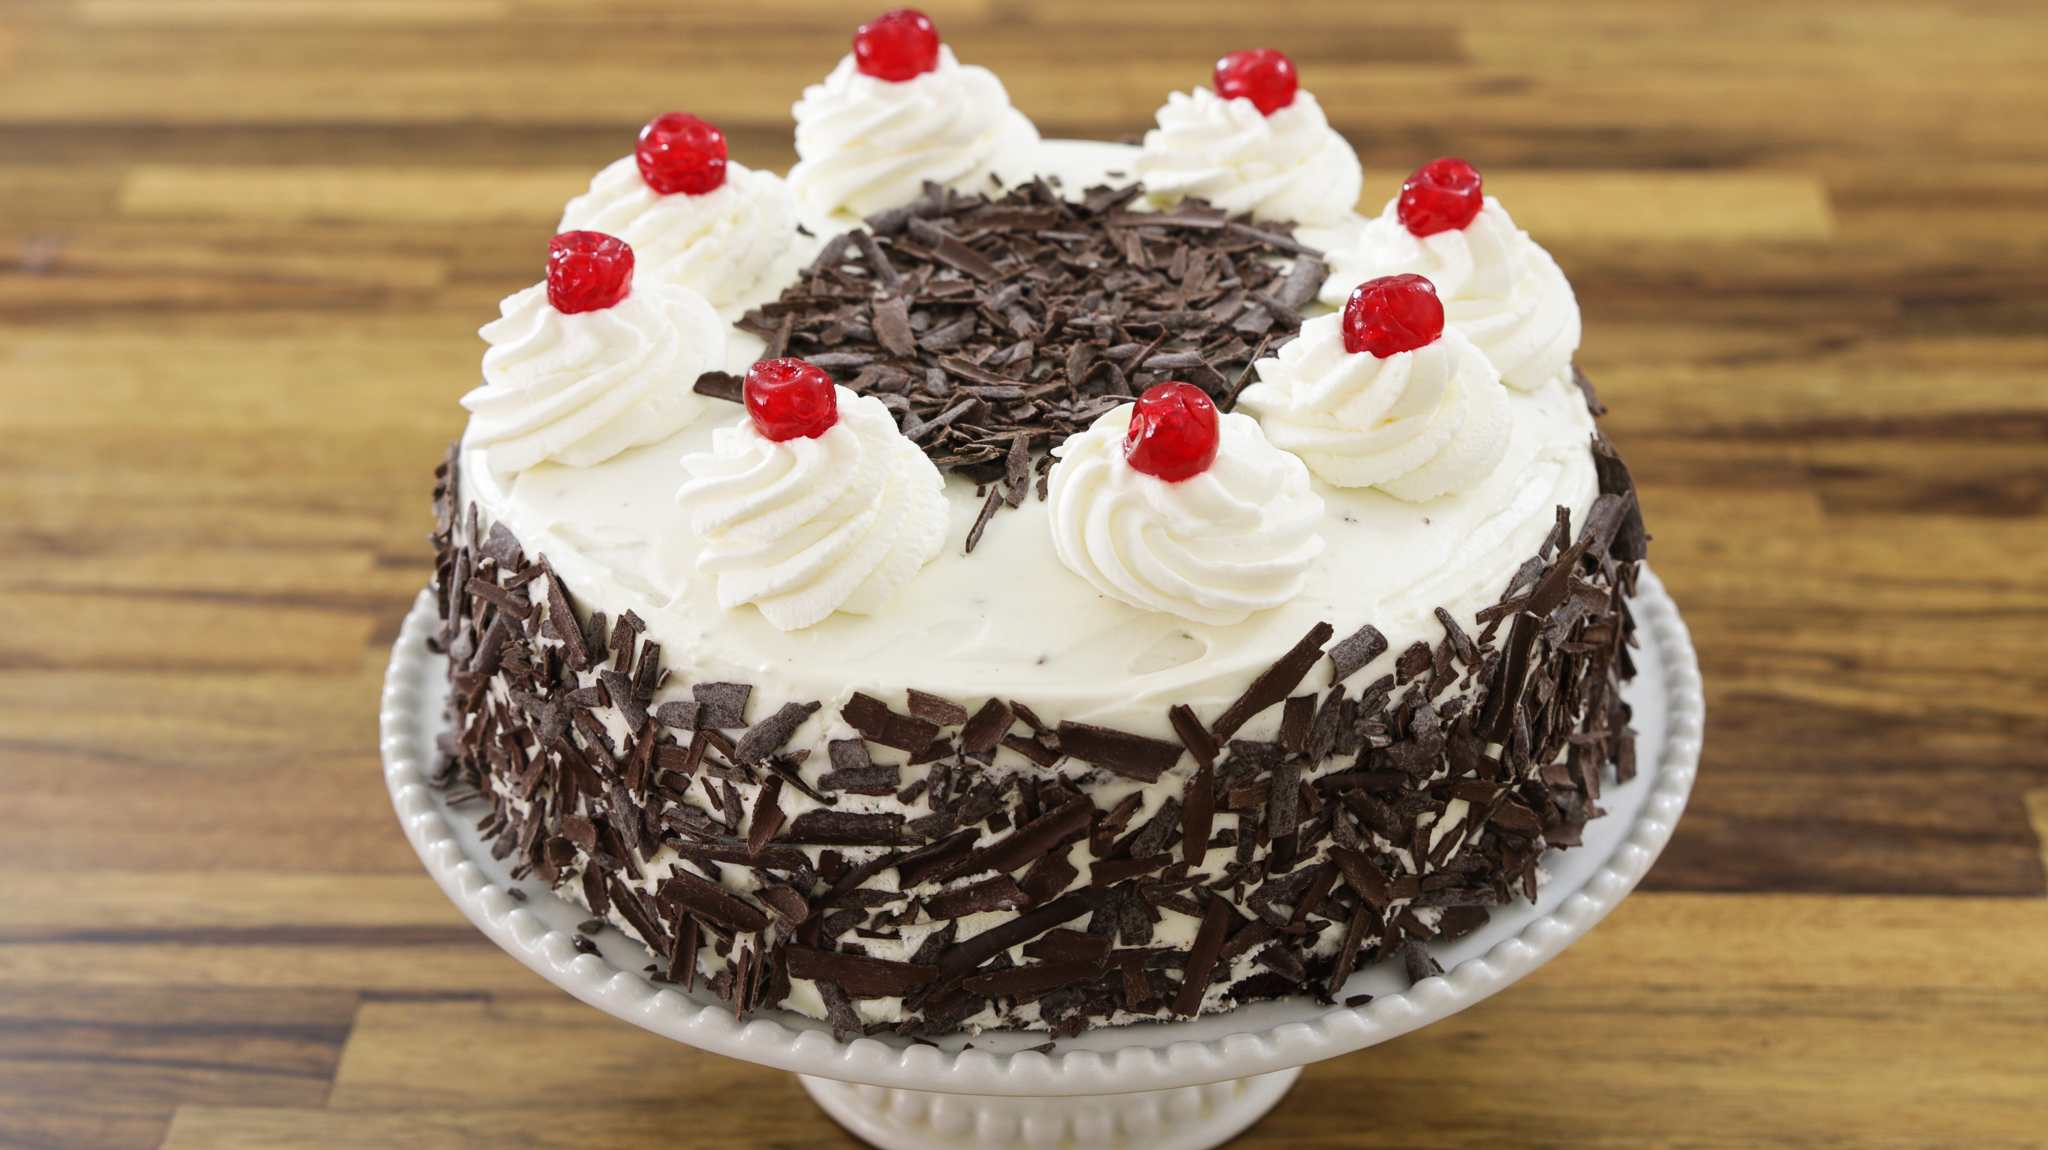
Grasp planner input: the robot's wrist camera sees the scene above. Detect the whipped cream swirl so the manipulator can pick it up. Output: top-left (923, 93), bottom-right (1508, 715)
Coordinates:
top-left (677, 389), bottom-right (948, 631)
top-left (461, 282), bottom-right (725, 474)
top-left (1132, 87), bottom-right (1362, 228)
top-left (557, 159), bottom-right (796, 308)
top-left (787, 46), bottom-right (1040, 219)
top-left (1238, 314), bottom-right (1510, 502)
top-left (1320, 197), bottom-right (1580, 390)
top-left (1046, 407), bottom-right (1324, 626)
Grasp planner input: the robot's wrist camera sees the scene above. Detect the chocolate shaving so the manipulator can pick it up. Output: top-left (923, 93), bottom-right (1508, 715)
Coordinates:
top-left (1212, 622), bottom-right (1335, 741)
top-left (938, 796), bottom-right (1094, 883)
top-left (785, 947), bottom-right (937, 998)
top-left (1173, 896), bottom-right (1234, 1016)
top-left (693, 682), bottom-right (751, 729)
top-left (906, 688), bottom-right (971, 727)
top-left (1168, 703), bottom-right (1219, 768)
top-left (693, 371), bottom-right (744, 403)
top-left (1054, 721), bottom-right (1183, 782)
top-left (1327, 623), bottom-right (1387, 684)
top-left (734, 700), bottom-right (820, 764)
top-left (843, 692), bottom-right (942, 752)
top-left (658, 872), bottom-right (769, 934)
top-left (964, 959), bottom-right (1108, 998)
top-left (786, 810), bottom-right (914, 846)
top-left (960, 698), bottom-right (1015, 754)
top-left (925, 875), bottom-right (1031, 919)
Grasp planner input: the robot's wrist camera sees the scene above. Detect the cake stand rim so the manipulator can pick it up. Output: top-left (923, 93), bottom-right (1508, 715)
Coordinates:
top-left (381, 564), bottom-right (1702, 1097)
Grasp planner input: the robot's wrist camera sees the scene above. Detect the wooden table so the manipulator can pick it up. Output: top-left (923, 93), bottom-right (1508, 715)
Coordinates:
top-left (3, 2), bottom-right (2045, 1147)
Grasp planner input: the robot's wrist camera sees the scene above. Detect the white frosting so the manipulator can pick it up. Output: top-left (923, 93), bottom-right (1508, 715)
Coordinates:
top-left (1238, 315), bottom-right (1511, 502)
top-left (787, 46), bottom-right (1040, 220)
top-left (460, 142), bottom-right (1599, 753)
top-left (557, 159), bottom-right (797, 308)
top-left (1045, 407), bottom-right (1324, 626)
top-left (1133, 87), bottom-right (1362, 227)
top-left (1320, 196), bottom-right (1581, 390)
top-left (676, 387), bottom-right (947, 631)
top-left (460, 281), bottom-right (725, 474)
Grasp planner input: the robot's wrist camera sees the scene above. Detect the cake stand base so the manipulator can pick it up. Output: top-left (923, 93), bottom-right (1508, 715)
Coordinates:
top-left (798, 1067), bottom-right (1302, 1150)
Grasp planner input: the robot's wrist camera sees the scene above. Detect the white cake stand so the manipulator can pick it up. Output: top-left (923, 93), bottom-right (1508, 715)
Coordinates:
top-left (382, 567), bottom-right (1701, 1150)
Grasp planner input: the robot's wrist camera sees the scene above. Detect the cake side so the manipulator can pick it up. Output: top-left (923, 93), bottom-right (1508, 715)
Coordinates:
top-left (426, 385), bottom-right (1645, 1037)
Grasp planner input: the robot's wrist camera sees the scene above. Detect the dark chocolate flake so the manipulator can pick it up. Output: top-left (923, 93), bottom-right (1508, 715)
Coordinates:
top-left (1054, 721), bottom-right (1183, 782)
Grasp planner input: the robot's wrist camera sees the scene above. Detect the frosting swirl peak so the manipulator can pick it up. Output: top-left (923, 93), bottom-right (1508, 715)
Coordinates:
top-left (1046, 406), bottom-right (1324, 626)
top-left (787, 46), bottom-right (1040, 220)
top-left (461, 281), bottom-right (724, 474)
top-left (1238, 312), bottom-right (1510, 502)
top-left (558, 159), bottom-right (796, 308)
top-left (677, 388), bottom-right (948, 631)
top-left (1133, 86), bottom-right (1362, 227)
top-left (1320, 196), bottom-right (1580, 390)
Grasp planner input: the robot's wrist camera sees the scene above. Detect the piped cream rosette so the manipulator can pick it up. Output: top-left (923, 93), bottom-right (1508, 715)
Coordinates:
top-left (460, 280), bottom-right (725, 475)
top-left (1237, 312), bottom-right (1512, 502)
top-left (1046, 406), bottom-right (1324, 627)
top-left (1320, 196), bottom-right (1580, 391)
top-left (558, 159), bottom-right (797, 308)
top-left (676, 387), bottom-right (948, 631)
top-left (1133, 85), bottom-right (1363, 228)
top-left (787, 45), bottom-right (1040, 220)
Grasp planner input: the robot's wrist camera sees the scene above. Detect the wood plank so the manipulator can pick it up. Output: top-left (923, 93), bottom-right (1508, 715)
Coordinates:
top-left (1358, 169), bottom-right (1836, 241)
top-left (210, 894), bottom-right (2043, 1148)
top-left (0, 872), bottom-right (465, 935)
top-left (76, 0), bottom-right (512, 25)
top-left (2028, 790), bottom-right (2048, 882)
top-left (119, 164), bottom-right (593, 225)
top-left (161, 1096), bottom-right (859, 1150)
top-left (0, 589), bottom-right (373, 672)
top-left (0, 938), bottom-right (548, 993)
top-left (0, 745), bottom-right (426, 873)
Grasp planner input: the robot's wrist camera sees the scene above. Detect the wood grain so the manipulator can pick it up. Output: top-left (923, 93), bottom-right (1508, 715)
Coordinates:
top-left (1, 1), bottom-right (2043, 1147)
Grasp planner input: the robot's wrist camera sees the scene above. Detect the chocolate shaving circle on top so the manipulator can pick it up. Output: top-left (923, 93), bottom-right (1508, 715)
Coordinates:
top-left (712, 180), bottom-right (1325, 495)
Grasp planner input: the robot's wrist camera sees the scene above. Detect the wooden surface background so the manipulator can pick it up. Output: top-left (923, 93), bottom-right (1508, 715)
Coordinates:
top-left (3, 1), bottom-right (2046, 1147)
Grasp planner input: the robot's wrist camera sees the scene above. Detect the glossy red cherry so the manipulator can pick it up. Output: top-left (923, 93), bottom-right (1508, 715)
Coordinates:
top-left (1342, 274), bottom-right (1445, 359)
top-left (1396, 157), bottom-right (1484, 236)
top-left (854, 8), bottom-right (941, 82)
top-left (1214, 49), bottom-right (1298, 116)
top-left (636, 112), bottom-right (727, 196)
top-left (745, 358), bottom-right (839, 441)
top-left (1124, 382), bottom-right (1221, 482)
top-left (547, 232), bottom-right (633, 314)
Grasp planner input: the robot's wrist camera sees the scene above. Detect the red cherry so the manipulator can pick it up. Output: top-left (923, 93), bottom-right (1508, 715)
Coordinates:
top-left (1396, 157), bottom-right (1484, 237)
top-left (1342, 274), bottom-right (1445, 359)
top-left (636, 112), bottom-right (727, 196)
top-left (1123, 382), bottom-right (1221, 483)
top-left (853, 8), bottom-right (941, 82)
top-left (547, 232), bottom-right (633, 314)
top-left (1213, 49), bottom-right (1299, 116)
top-left (745, 358), bottom-right (839, 442)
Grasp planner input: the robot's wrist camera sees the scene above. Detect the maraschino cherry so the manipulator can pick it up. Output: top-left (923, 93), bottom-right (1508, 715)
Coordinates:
top-left (636, 112), bottom-right (727, 196)
top-left (547, 232), bottom-right (633, 314)
top-left (1124, 382), bottom-right (1220, 482)
top-left (745, 358), bottom-right (838, 441)
top-left (1396, 157), bottom-right (1484, 236)
top-left (1214, 49), bottom-right (1298, 116)
top-left (854, 8), bottom-right (941, 82)
top-left (1342, 274), bottom-right (1445, 359)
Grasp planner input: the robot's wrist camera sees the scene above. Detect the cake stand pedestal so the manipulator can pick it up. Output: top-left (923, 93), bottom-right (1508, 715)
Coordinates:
top-left (382, 567), bottom-right (1701, 1150)
top-left (798, 1068), bottom-right (1301, 1150)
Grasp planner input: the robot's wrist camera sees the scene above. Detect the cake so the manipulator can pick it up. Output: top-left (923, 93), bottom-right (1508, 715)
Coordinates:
top-left (428, 8), bottom-right (1648, 1041)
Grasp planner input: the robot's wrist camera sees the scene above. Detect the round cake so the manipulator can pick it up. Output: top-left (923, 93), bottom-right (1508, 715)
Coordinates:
top-left (429, 10), bottom-right (1647, 1040)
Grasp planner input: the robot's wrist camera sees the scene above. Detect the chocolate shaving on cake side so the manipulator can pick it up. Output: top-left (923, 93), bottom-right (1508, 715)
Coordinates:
top-left (425, 360), bottom-right (1647, 1036)
top-left (693, 179), bottom-right (1323, 546)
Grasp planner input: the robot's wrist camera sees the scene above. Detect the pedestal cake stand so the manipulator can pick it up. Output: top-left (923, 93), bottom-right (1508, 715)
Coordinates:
top-left (381, 566), bottom-right (1702, 1150)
